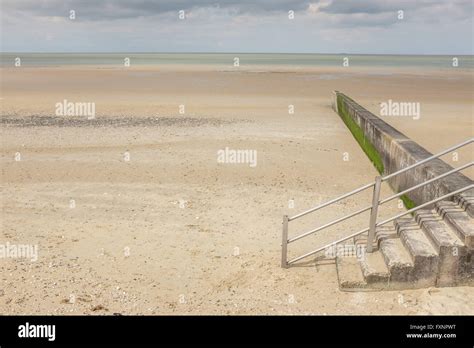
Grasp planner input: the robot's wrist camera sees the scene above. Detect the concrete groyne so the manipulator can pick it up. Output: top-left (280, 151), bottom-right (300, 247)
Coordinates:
top-left (332, 91), bottom-right (473, 212)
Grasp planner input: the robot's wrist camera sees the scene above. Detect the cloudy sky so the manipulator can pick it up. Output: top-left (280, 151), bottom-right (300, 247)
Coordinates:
top-left (1, 0), bottom-right (473, 54)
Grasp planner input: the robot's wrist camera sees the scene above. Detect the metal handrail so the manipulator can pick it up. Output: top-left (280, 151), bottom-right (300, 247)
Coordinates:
top-left (287, 227), bottom-right (370, 265)
top-left (381, 138), bottom-right (473, 182)
top-left (288, 137), bottom-right (473, 222)
top-left (379, 162), bottom-right (473, 205)
top-left (282, 137), bottom-right (473, 268)
top-left (375, 185), bottom-right (473, 228)
top-left (288, 204), bottom-right (372, 243)
top-left (288, 182), bottom-right (375, 221)
top-left (285, 185), bottom-right (473, 266)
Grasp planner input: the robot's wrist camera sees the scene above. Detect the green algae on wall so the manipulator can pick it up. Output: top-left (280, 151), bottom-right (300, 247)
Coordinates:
top-left (336, 94), bottom-right (384, 174)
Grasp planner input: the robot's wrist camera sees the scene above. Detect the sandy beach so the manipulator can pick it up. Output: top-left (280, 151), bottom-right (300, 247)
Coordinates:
top-left (1, 64), bottom-right (473, 314)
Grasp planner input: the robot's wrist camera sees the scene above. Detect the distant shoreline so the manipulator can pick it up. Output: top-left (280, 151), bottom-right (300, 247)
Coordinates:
top-left (2, 52), bottom-right (474, 57)
top-left (2, 52), bottom-right (473, 69)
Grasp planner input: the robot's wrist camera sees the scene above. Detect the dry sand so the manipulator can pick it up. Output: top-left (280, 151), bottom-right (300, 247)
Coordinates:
top-left (0, 65), bottom-right (473, 314)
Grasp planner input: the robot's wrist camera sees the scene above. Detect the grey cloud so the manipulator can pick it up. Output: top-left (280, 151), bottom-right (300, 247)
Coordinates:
top-left (317, 1), bottom-right (413, 14)
top-left (314, 0), bottom-right (473, 27)
top-left (1, 0), bottom-right (472, 53)
top-left (3, 0), bottom-right (472, 24)
top-left (2, 0), bottom-right (311, 20)
top-left (316, 0), bottom-right (465, 14)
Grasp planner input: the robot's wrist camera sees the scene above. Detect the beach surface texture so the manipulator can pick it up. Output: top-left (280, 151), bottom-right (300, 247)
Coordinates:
top-left (1, 58), bottom-right (473, 314)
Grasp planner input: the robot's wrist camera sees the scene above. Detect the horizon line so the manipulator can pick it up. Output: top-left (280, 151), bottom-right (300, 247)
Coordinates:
top-left (1, 51), bottom-right (474, 57)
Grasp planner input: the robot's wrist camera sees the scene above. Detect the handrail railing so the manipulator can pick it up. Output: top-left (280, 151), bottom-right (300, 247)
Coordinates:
top-left (287, 138), bottom-right (472, 223)
top-left (285, 185), bottom-right (473, 266)
top-left (376, 185), bottom-right (473, 228)
top-left (381, 138), bottom-right (472, 182)
top-left (288, 182), bottom-right (375, 221)
top-left (379, 162), bottom-right (472, 205)
top-left (281, 137), bottom-right (473, 268)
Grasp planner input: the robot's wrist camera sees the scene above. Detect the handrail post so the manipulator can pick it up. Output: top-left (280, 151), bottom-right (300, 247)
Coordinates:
top-left (281, 215), bottom-right (289, 268)
top-left (367, 176), bottom-right (382, 253)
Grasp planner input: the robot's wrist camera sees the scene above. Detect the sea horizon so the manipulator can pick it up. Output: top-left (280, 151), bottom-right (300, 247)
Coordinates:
top-left (2, 52), bottom-right (473, 69)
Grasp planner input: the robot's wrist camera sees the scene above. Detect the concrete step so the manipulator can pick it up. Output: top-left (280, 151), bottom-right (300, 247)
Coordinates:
top-left (454, 192), bottom-right (474, 218)
top-left (415, 209), bottom-right (465, 251)
top-left (436, 201), bottom-right (474, 249)
top-left (336, 255), bottom-right (391, 290)
top-left (379, 233), bottom-right (414, 283)
top-left (336, 256), bottom-right (367, 290)
top-left (415, 209), bottom-right (467, 286)
top-left (375, 226), bottom-right (399, 246)
top-left (335, 240), bottom-right (387, 290)
top-left (394, 217), bottom-right (438, 287)
top-left (358, 250), bottom-right (390, 284)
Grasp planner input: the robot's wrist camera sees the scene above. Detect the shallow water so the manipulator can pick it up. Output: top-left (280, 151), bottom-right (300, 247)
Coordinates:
top-left (1, 52), bottom-right (473, 69)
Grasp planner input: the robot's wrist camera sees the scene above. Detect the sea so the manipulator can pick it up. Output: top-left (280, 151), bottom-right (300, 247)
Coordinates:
top-left (1, 53), bottom-right (473, 69)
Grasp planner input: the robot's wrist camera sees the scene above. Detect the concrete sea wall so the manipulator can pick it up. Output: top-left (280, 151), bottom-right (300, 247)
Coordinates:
top-left (332, 91), bottom-right (473, 211)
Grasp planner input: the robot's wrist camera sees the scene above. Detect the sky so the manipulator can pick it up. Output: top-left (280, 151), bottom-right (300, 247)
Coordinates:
top-left (1, 0), bottom-right (473, 54)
